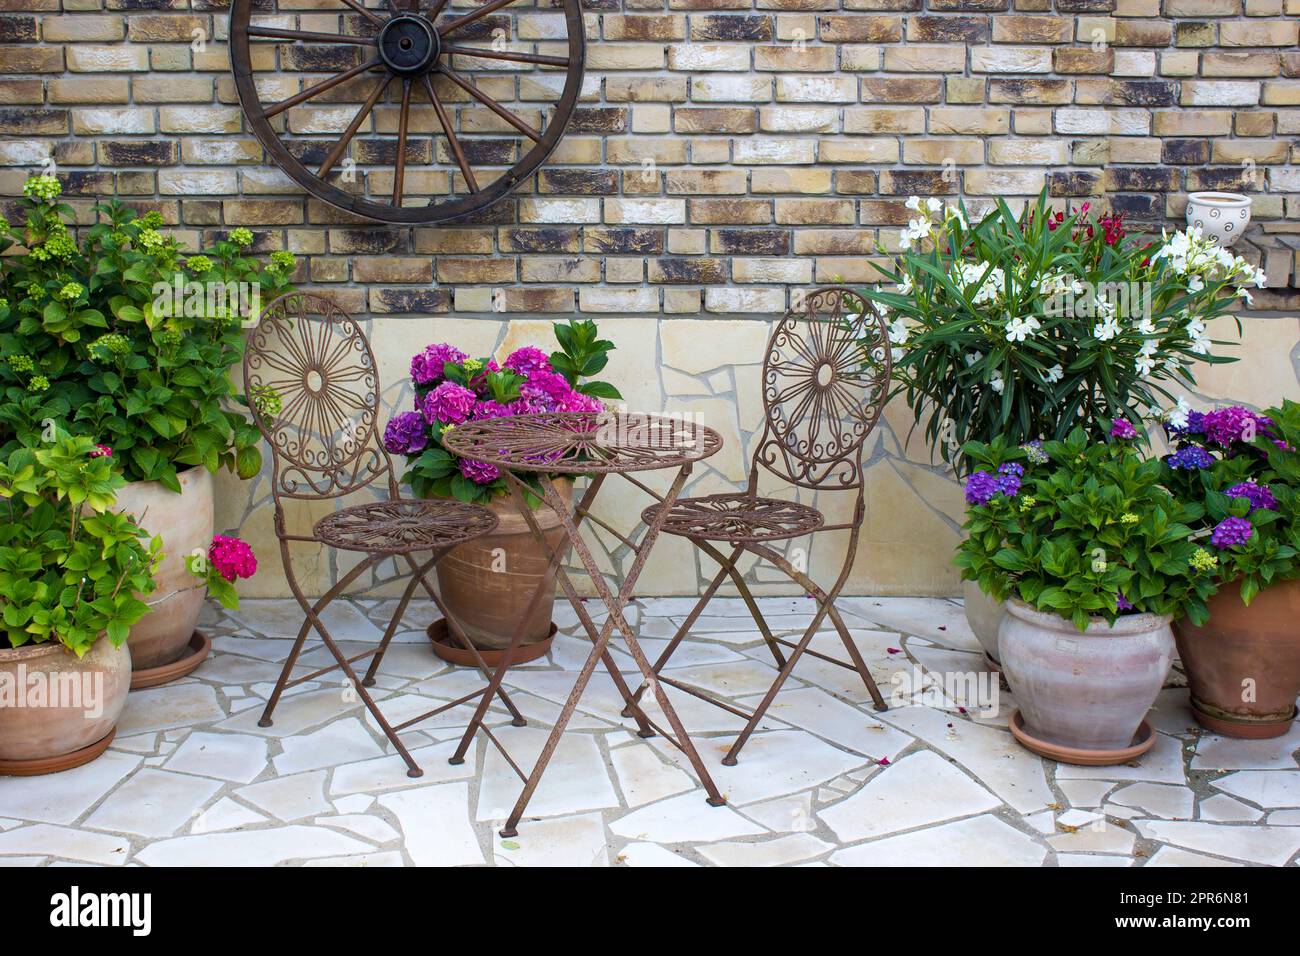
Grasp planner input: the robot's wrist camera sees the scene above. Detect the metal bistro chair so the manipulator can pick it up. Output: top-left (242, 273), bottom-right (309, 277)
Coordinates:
top-left (243, 292), bottom-right (525, 777)
top-left (636, 286), bottom-right (893, 765)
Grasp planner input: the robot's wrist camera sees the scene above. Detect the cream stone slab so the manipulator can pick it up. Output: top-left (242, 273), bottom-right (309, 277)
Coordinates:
top-left (118, 683), bottom-right (227, 735)
top-left (829, 814), bottom-right (1047, 867)
top-left (1047, 821), bottom-right (1136, 855)
top-left (735, 686), bottom-right (914, 761)
top-left (1144, 847), bottom-right (1244, 867)
top-left (191, 797), bottom-right (268, 834)
top-left (491, 812), bottom-right (609, 867)
top-left (610, 792), bottom-right (767, 844)
top-left (818, 750), bottom-right (1000, 843)
top-left (1199, 794), bottom-right (1263, 823)
top-left (317, 814), bottom-right (401, 844)
top-left (736, 792), bottom-right (816, 833)
top-left (137, 825), bottom-right (373, 867)
top-left (236, 770), bottom-right (332, 822)
top-left (0, 824), bottom-right (131, 866)
top-left (215, 686), bottom-right (365, 737)
top-left (697, 832), bottom-right (833, 867)
top-left (163, 731), bottom-right (270, 784)
top-left (0, 750), bottom-right (140, 825)
top-left (329, 740), bottom-right (478, 795)
top-left (1055, 731), bottom-right (1188, 785)
top-left (1057, 854), bottom-right (1133, 867)
top-left (85, 769), bottom-right (222, 839)
top-left (304, 851), bottom-right (405, 867)
top-left (1191, 722), bottom-right (1300, 771)
top-left (378, 783), bottom-right (484, 867)
top-left (194, 653), bottom-right (288, 685)
top-left (1110, 783), bottom-right (1196, 820)
top-left (273, 717), bottom-right (385, 775)
top-left (615, 842), bottom-right (699, 866)
top-left (477, 725), bottom-right (619, 822)
top-left (1134, 820), bottom-right (1300, 866)
top-left (1211, 770), bottom-right (1300, 808)
top-left (1058, 780), bottom-right (1115, 809)
top-left (610, 743), bottom-right (696, 808)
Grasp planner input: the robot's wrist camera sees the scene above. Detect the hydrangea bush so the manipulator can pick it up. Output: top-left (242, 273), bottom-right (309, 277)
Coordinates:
top-left (185, 534), bottom-right (258, 610)
top-left (384, 319), bottom-right (621, 505)
top-left (863, 189), bottom-right (1265, 474)
top-left (1159, 400), bottom-right (1300, 605)
top-left (0, 175), bottom-right (294, 491)
top-left (955, 424), bottom-right (1216, 631)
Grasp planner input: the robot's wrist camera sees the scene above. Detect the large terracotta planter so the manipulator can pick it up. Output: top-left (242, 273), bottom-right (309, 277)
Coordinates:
top-left (113, 466), bottom-right (213, 674)
top-left (434, 480), bottom-right (573, 653)
top-left (1173, 578), bottom-right (1300, 739)
top-left (963, 580), bottom-right (1005, 666)
top-left (0, 636), bottom-right (131, 774)
top-left (999, 598), bottom-right (1173, 761)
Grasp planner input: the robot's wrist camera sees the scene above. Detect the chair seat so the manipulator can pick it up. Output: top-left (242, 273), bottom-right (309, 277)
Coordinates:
top-left (313, 499), bottom-right (498, 555)
top-left (642, 493), bottom-right (824, 543)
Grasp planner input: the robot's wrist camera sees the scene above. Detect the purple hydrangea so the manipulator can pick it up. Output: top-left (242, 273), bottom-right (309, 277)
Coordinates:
top-left (458, 456), bottom-right (500, 485)
top-left (1116, 593), bottom-right (1134, 612)
top-left (556, 391), bottom-right (604, 414)
top-left (421, 381), bottom-right (477, 425)
top-left (472, 399), bottom-right (513, 420)
top-left (522, 369), bottom-right (575, 409)
top-left (1167, 446), bottom-right (1214, 470)
top-left (1110, 418), bottom-right (1138, 440)
top-left (1224, 480), bottom-right (1278, 513)
top-left (1210, 516), bottom-right (1254, 549)
top-left (964, 470), bottom-right (1001, 506)
top-left (995, 461), bottom-right (1023, 496)
top-left (1201, 406), bottom-right (1272, 448)
top-left (382, 411), bottom-right (427, 456)
top-left (1021, 440), bottom-right (1049, 465)
top-left (502, 346), bottom-right (551, 377)
top-left (411, 343), bottom-right (467, 386)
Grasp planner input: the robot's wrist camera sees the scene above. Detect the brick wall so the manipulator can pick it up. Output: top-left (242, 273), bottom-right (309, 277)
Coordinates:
top-left (2, 0), bottom-right (1299, 320)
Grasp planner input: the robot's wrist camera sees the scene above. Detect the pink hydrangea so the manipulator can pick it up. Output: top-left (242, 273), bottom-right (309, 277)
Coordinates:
top-left (458, 456), bottom-right (500, 485)
top-left (88, 444), bottom-right (112, 458)
top-left (209, 535), bottom-right (257, 582)
top-left (503, 346), bottom-right (551, 377)
top-left (1202, 406), bottom-right (1272, 448)
top-left (556, 391), bottom-right (603, 413)
top-left (472, 399), bottom-right (513, 420)
top-left (422, 381), bottom-right (477, 425)
top-left (410, 343), bottom-right (466, 385)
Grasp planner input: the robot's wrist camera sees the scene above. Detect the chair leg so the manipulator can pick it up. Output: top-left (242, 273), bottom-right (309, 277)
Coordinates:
top-left (361, 554), bottom-right (433, 687)
top-left (828, 604), bottom-right (887, 711)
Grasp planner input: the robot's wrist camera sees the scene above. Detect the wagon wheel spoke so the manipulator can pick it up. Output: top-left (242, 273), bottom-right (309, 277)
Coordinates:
top-left (437, 0), bottom-right (521, 36)
top-left (427, 0), bottom-right (453, 18)
top-left (264, 59), bottom-right (383, 119)
top-left (318, 75), bottom-right (392, 177)
top-left (420, 72), bottom-right (479, 193)
top-left (437, 64), bottom-right (541, 141)
top-left (442, 44), bottom-right (568, 68)
top-left (247, 25), bottom-right (377, 45)
top-left (393, 78), bottom-right (412, 205)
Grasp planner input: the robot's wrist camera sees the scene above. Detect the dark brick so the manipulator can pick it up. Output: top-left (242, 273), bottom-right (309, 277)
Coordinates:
top-left (1110, 80), bottom-right (1177, 106)
top-left (105, 0), bottom-right (183, 8)
top-left (99, 140), bottom-right (180, 166)
top-left (989, 78), bottom-right (1072, 104)
top-left (712, 229), bottom-right (790, 256)
top-left (0, 108), bottom-right (67, 135)
top-left (907, 15), bottom-right (988, 43)
top-left (538, 168), bottom-right (619, 195)
top-left (370, 288), bottom-right (452, 314)
top-left (1047, 170), bottom-right (1103, 196)
top-left (501, 227), bottom-right (580, 253)
top-left (0, 15), bottom-right (36, 41)
top-left (1105, 167), bottom-right (1180, 192)
top-left (1106, 193), bottom-right (1161, 221)
top-left (353, 139), bottom-right (434, 165)
top-left (444, 198), bottom-right (517, 226)
top-left (1055, 0), bottom-right (1114, 10)
top-left (584, 227), bottom-right (664, 255)
top-left (569, 108), bottom-right (627, 134)
top-left (328, 229), bottom-right (403, 254)
top-left (879, 170), bottom-right (959, 195)
top-left (286, 141), bottom-right (332, 166)
top-left (692, 15), bottom-right (772, 41)
top-left (649, 258), bottom-right (727, 283)
top-left (928, 0), bottom-right (1008, 10)
top-left (433, 13), bottom-right (508, 40)
top-left (439, 139), bottom-right (517, 166)
top-left (1187, 167), bottom-right (1257, 192)
top-left (281, 45), bottom-right (364, 71)
top-left (59, 172), bottom-right (114, 196)
top-left (1161, 139), bottom-right (1211, 165)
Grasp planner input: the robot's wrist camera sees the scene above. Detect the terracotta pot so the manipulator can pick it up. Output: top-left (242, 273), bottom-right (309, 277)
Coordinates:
top-left (435, 479), bottom-right (573, 651)
top-left (0, 636), bottom-right (131, 770)
top-left (999, 598), bottom-right (1174, 754)
top-left (963, 579), bottom-right (1006, 666)
top-left (113, 467), bottom-right (213, 671)
top-left (1173, 578), bottom-right (1300, 739)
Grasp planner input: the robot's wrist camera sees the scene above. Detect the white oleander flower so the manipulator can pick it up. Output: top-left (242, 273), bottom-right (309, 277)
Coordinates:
top-left (1043, 364), bottom-right (1063, 384)
top-left (1166, 397), bottom-right (1191, 430)
top-left (1094, 316), bottom-right (1121, 341)
top-left (897, 273), bottom-right (913, 296)
top-left (989, 372), bottom-right (1005, 394)
top-left (1004, 316), bottom-right (1040, 343)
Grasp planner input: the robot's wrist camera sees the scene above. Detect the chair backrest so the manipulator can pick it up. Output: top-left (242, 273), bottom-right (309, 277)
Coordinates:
top-left (753, 286), bottom-right (892, 491)
top-left (242, 292), bottom-right (396, 501)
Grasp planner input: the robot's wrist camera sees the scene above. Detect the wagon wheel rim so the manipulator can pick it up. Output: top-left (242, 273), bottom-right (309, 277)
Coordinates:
top-left (229, 0), bottom-right (585, 225)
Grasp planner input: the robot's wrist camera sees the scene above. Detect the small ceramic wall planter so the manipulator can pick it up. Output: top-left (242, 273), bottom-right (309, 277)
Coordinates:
top-left (1186, 192), bottom-right (1252, 248)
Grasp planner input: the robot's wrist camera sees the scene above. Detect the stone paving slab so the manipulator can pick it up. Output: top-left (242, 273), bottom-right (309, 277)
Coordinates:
top-left (1, 597), bottom-right (1297, 867)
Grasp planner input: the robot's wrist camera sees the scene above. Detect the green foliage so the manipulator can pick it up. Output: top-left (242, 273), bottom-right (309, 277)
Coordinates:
top-left (549, 319), bottom-right (622, 400)
top-left (0, 434), bottom-right (160, 656)
top-left (955, 427), bottom-right (1217, 631)
top-left (863, 190), bottom-right (1263, 475)
top-left (0, 178), bottom-right (293, 492)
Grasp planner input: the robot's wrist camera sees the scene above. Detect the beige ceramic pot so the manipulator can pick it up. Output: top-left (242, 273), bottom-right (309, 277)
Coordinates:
top-left (999, 598), bottom-right (1173, 754)
top-left (1185, 191), bottom-right (1251, 248)
top-left (113, 466), bottom-right (213, 671)
top-left (962, 580), bottom-right (1006, 666)
top-left (435, 479), bottom-right (573, 651)
top-left (0, 636), bottom-right (131, 769)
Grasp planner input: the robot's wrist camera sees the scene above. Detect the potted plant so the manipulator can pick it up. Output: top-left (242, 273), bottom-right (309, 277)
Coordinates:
top-left (0, 175), bottom-right (290, 685)
top-left (0, 435), bottom-right (160, 775)
top-left (1160, 401), bottom-right (1300, 738)
top-left (956, 424), bottom-right (1215, 765)
top-left (383, 319), bottom-right (620, 664)
top-left (864, 190), bottom-right (1265, 661)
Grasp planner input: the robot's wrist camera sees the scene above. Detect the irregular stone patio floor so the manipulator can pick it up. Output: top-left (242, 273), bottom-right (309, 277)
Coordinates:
top-left (3, 597), bottom-right (1298, 867)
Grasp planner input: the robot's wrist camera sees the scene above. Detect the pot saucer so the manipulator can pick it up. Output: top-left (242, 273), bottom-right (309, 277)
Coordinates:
top-left (1008, 709), bottom-right (1155, 766)
top-left (130, 631), bottom-right (212, 690)
top-left (1190, 698), bottom-right (1298, 740)
top-left (0, 728), bottom-right (116, 777)
top-left (427, 619), bottom-right (557, 668)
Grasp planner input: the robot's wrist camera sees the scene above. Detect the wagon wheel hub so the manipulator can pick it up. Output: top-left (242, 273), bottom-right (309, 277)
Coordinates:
top-left (378, 15), bottom-right (439, 75)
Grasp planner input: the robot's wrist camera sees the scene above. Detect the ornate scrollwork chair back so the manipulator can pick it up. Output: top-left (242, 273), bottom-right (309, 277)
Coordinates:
top-left (243, 292), bottom-right (396, 505)
top-left (754, 286), bottom-right (892, 495)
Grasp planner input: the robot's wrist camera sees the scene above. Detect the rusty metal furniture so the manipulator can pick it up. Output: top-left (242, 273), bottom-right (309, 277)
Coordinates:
top-left (634, 287), bottom-right (893, 765)
top-left (243, 292), bottom-right (525, 777)
top-left (442, 411), bottom-right (727, 836)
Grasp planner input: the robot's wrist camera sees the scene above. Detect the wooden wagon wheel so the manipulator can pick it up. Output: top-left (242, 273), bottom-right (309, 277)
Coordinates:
top-left (229, 0), bottom-right (585, 224)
